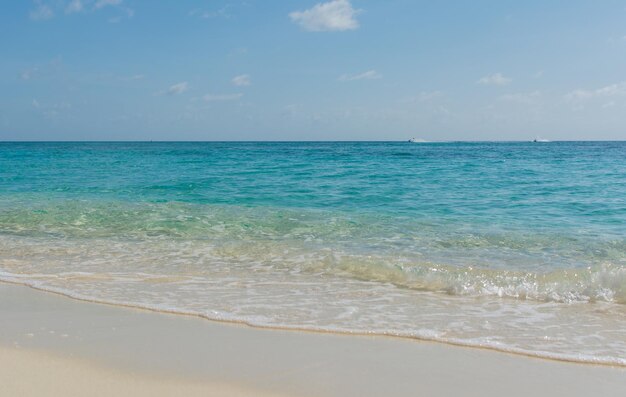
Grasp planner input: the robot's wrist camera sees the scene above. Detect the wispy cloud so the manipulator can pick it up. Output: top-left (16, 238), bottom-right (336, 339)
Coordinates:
top-left (30, 1), bottom-right (54, 20)
top-left (31, 99), bottom-right (72, 119)
top-left (30, 0), bottom-right (132, 21)
top-left (18, 57), bottom-right (62, 81)
top-left (20, 67), bottom-right (38, 81)
top-left (290, 0), bottom-right (360, 32)
top-left (65, 0), bottom-right (83, 14)
top-left (565, 82), bottom-right (626, 101)
top-left (232, 74), bottom-right (251, 87)
top-left (166, 82), bottom-right (189, 95)
top-left (339, 70), bottom-right (381, 82)
top-left (203, 93), bottom-right (243, 101)
top-left (602, 101), bottom-right (616, 108)
top-left (189, 5), bottom-right (231, 19)
top-left (477, 73), bottom-right (512, 86)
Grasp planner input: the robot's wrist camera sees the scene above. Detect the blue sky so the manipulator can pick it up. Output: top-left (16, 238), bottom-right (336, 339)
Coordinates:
top-left (1, 0), bottom-right (626, 141)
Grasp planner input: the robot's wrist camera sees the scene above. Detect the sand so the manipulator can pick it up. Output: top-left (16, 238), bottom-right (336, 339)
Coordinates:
top-left (1, 347), bottom-right (286, 397)
top-left (1, 282), bottom-right (625, 397)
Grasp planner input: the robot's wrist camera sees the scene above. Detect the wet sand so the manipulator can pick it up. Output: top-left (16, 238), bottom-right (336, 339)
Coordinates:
top-left (1, 282), bottom-right (625, 397)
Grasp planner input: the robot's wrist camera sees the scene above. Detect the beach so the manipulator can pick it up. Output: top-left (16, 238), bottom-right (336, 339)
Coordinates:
top-left (2, 282), bottom-right (626, 397)
top-left (4, 1), bottom-right (626, 394)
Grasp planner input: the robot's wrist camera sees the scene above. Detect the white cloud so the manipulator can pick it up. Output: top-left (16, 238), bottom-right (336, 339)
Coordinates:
top-left (232, 74), bottom-right (251, 87)
top-left (565, 82), bottom-right (626, 101)
top-left (290, 0), bottom-right (360, 32)
top-left (339, 70), bottom-right (381, 82)
top-left (65, 0), bottom-right (83, 14)
top-left (203, 93), bottom-right (243, 101)
top-left (30, 1), bottom-right (54, 20)
top-left (166, 82), bottom-right (189, 95)
top-left (596, 83), bottom-right (626, 96)
top-left (477, 73), bottom-right (512, 86)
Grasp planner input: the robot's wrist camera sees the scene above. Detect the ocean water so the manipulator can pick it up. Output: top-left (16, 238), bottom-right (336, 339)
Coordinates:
top-left (1, 141), bottom-right (625, 365)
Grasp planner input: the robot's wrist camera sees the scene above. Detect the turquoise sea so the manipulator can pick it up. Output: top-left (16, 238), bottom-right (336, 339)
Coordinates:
top-left (1, 141), bottom-right (625, 364)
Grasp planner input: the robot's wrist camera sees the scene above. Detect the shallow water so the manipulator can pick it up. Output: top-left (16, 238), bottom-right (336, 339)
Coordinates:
top-left (1, 141), bottom-right (625, 364)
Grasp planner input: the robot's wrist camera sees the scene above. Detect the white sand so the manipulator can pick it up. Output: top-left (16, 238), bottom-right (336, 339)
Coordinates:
top-left (1, 282), bottom-right (625, 397)
top-left (0, 347), bottom-right (286, 397)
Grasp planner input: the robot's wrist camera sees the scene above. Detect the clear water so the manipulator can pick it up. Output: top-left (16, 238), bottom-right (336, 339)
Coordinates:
top-left (1, 141), bottom-right (625, 364)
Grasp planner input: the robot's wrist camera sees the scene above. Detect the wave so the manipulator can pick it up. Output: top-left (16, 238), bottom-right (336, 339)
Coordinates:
top-left (2, 232), bottom-right (626, 367)
top-left (331, 259), bottom-right (626, 304)
top-left (0, 222), bottom-right (625, 306)
top-left (1, 273), bottom-right (624, 367)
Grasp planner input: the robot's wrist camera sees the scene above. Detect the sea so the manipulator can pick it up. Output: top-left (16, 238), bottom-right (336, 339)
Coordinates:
top-left (0, 141), bottom-right (625, 365)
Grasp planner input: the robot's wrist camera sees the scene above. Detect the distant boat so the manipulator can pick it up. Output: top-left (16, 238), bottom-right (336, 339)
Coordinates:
top-left (532, 137), bottom-right (550, 143)
top-left (408, 138), bottom-right (428, 143)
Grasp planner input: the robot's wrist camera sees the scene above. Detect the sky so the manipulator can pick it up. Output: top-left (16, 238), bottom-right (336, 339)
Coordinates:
top-left (1, 0), bottom-right (626, 141)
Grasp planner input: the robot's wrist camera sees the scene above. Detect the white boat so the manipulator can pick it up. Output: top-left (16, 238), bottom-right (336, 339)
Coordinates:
top-left (408, 138), bottom-right (428, 143)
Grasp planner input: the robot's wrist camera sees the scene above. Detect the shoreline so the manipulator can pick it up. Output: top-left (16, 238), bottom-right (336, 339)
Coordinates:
top-left (1, 277), bottom-right (624, 368)
top-left (2, 282), bottom-right (626, 396)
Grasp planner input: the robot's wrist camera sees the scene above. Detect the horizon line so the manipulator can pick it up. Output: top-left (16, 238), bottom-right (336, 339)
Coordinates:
top-left (1, 139), bottom-right (625, 143)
